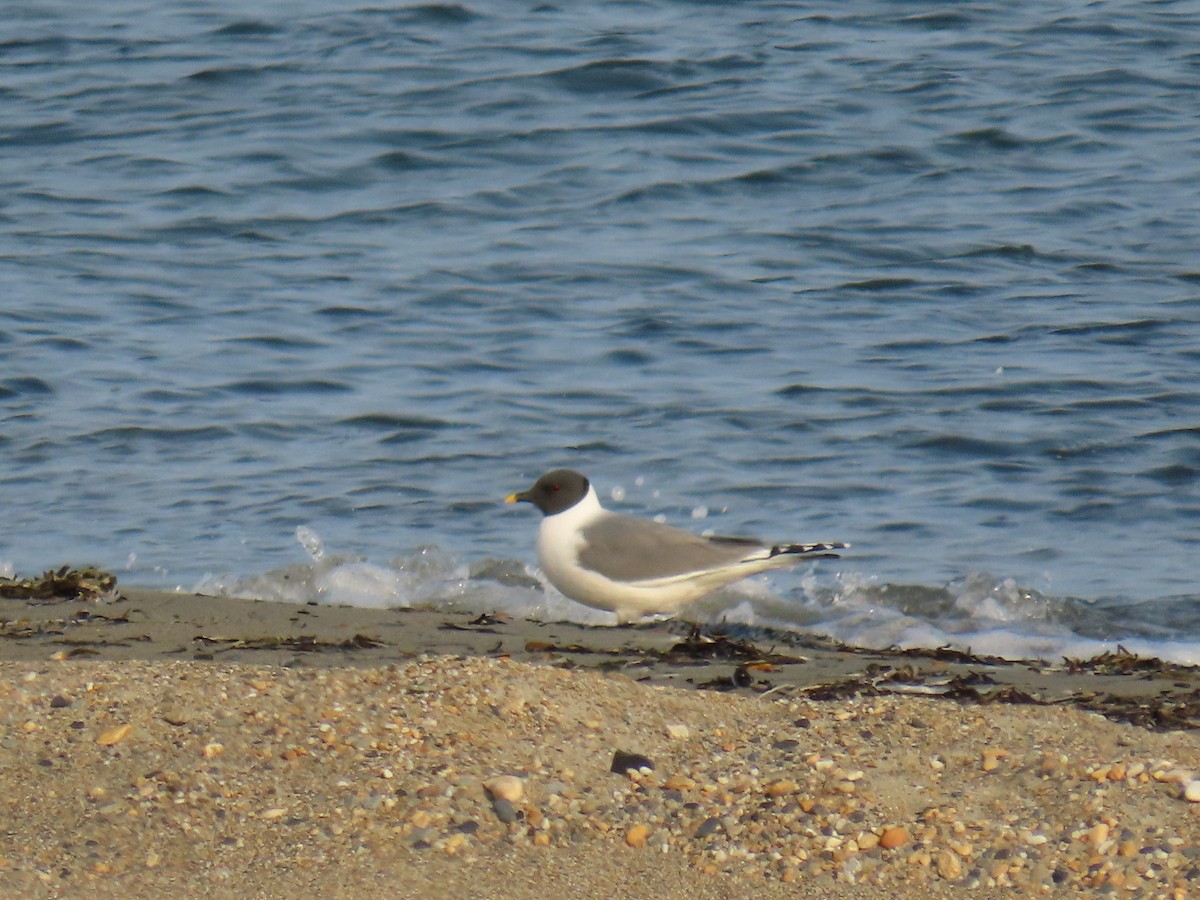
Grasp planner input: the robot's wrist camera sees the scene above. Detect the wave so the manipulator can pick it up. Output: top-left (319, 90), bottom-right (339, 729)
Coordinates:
top-left (190, 528), bottom-right (1200, 666)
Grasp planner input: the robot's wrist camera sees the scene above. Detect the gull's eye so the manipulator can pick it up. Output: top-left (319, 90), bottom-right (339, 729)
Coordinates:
top-left (549, 483), bottom-right (561, 492)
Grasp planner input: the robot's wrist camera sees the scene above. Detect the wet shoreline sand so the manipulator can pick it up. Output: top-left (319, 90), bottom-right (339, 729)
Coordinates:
top-left (2, 588), bottom-right (1199, 897)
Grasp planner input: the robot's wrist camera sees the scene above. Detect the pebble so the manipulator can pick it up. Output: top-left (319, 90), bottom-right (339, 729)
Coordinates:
top-left (490, 797), bottom-right (519, 824)
top-left (694, 818), bottom-right (722, 839)
top-left (610, 750), bottom-right (654, 775)
top-left (665, 724), bottom-right (690, 739)
top-left (935, 849), bottom-right (963, 880)
top-left (1183, 781), bottom-right (1200, 803)
top-left (880, 826), bottom-right (909, 850)
top-left (981, 749), bottom-right (1010, 772)
top-left (765, 779), bottom-right (799, 797)
top-left (626, 824), bottom-right (651, 848)
top-left (483, 775), bottom-right (524, 803)
top-left (160, 707), bottom-right (191, 727)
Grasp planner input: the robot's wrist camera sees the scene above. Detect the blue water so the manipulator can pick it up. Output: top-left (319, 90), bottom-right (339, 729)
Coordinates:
top-left (3, 1), bottom-right (1199, 661)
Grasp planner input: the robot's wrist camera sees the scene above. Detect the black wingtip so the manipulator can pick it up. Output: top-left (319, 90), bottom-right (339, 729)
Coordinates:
top-left (769, 541), bottom-right (848, 559)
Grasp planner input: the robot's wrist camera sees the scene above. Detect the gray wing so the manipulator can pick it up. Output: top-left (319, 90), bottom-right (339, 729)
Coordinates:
top-left (576, 513), bottom-right (768, 582)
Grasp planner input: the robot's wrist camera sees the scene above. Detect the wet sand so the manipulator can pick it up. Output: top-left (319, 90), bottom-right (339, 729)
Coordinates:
top-left (2, 589), bottom-right (1199, 897)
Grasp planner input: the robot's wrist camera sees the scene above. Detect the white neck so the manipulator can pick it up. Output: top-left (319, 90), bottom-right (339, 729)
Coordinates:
top-left (547, 483), bottom-right (604, 525)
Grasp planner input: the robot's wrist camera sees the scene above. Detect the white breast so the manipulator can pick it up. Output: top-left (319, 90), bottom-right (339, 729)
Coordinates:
top-left (534, 485), bottom-right (607, 602)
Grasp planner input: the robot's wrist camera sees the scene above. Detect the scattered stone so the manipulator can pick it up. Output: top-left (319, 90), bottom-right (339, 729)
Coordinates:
top-left (610, 750), bottom-right (654, 775)
top-left (880, 826), bottom-right (909, 850)
top-left (410, 830), bottom-right (434, 849)
top-left (694, 818), bottom-right (722, 839)
top-left (1154, 767), bottom-right (1192, 785)
top-left (490, 797), bottom-right (519, 825)
top-left (663, 773), bottom-right (694, 790)
top-left (483, 775), bottom-right (524, 803)
top-left (160, 707), bottom-right (191, 726)
top-left (935, 849), bottom-right (962, 880)
top-left (665, 724), bottom-right (689, 739)
top-left (1183, 781), bottom-right (1200, 803)
top-left (765, 779), bottom-right (799, 797)
top-left (981, 749), bottom-right (1010, 772)
top-left (626, 824), bottom-right (651, 848)
top-left (49, 695), bottom-right (71, 709)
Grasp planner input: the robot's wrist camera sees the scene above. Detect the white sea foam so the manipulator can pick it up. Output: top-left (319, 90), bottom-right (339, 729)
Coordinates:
top-left (188, 531), bottom-right (1200, 666)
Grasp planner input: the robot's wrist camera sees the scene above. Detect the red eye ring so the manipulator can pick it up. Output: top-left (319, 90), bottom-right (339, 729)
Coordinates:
top-left (550, 483), bottom-right (561, 492)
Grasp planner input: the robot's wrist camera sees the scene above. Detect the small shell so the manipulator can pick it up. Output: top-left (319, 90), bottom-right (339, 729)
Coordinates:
top-left (97, 724), bottom-right (132, 746)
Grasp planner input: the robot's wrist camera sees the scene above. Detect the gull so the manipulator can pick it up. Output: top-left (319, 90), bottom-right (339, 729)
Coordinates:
top-left (506, 469), bottom-right (846, 623)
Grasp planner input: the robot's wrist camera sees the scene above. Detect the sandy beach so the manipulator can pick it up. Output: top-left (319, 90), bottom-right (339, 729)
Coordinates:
top-left (2, 585), bottom-right (1199, 898)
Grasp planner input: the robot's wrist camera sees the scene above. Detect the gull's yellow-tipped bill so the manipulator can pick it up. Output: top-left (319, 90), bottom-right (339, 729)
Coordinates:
top-left (504, 492), bottom-right (519, 503)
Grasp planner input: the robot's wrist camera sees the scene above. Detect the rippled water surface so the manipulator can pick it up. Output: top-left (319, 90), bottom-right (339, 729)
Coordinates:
top-left (3, 1), bottom-right (1199, 660)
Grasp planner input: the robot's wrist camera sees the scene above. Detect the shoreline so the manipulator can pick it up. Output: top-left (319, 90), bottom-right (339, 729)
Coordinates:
top-left (2, 588), bottom-right (1199, 897)
top-left (4, 587), bottom-right (1199, 729)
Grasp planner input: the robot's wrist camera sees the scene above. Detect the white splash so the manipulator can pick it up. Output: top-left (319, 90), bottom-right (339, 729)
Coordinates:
top-left (295, 525), bottom-right (325, 562)
top-left (187, 532), bottom-right (1200, 666)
